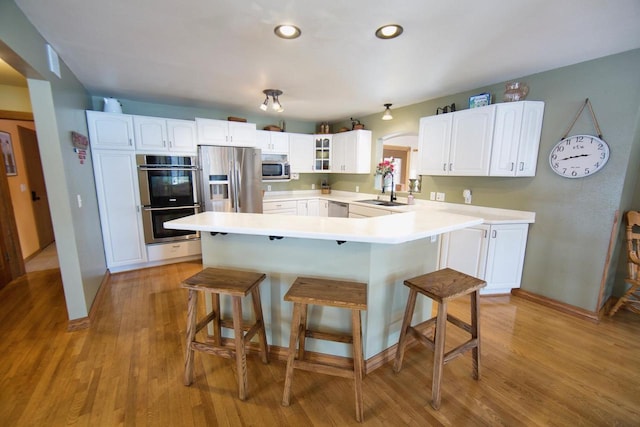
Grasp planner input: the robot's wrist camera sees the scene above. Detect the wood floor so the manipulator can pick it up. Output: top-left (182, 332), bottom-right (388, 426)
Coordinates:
top-left (1, 261), bottom-right (639, 426)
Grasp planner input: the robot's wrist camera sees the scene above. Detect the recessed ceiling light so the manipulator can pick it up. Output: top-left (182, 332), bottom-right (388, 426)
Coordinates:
top-left (274, 24), bottom-right (301, 39)
top-left (375, 24), bottom-right (404, 40)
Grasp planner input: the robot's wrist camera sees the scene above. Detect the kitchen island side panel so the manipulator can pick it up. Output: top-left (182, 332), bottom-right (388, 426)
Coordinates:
top-left (201, 232), bottom-right (438, 360)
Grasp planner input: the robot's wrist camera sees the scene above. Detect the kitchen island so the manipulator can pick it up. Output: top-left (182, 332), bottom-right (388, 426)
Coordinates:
top-left (165, 210), bottom-right (483, 368)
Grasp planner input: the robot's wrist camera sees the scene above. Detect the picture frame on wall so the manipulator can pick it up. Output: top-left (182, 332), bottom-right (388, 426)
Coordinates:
top-left (1, 131), bottom-right (17, 176)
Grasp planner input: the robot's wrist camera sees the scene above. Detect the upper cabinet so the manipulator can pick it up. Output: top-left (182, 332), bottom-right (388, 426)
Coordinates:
top-left (196, 118), bottom-right (256, 147)
top-left (490, 101), bottom-right (545, 177)
top-left (418, 101), bottom-right (544, 177)
top-left (133, 115), bottom-right (197, 154)
top-left (86, 111), bottom-right (135, 150)
top-left (419, 105), bottom-right (496, 176)
top-left (289, 133), bottom-right (315, 173)
top-left (331, 130), bottom-right (371, 174)
top-left (314, 135), bottom-right (332, 171)
top-left (256, 130), bottom-right (289, 155)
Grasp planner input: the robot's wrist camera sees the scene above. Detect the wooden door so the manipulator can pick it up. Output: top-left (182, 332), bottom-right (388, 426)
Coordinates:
top-left (0, 150), bottom-right (25, 289)
top-left (18, 126), bottom-right (54, 248)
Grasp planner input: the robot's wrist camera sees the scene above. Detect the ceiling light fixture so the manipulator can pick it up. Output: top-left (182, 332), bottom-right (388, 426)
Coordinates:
top-left (382, 104), bottom-right (393, 120)
top-left (274, 24), bottom-right (301, 39)
top-left (259, 89), bottom-right (284, 113)
top-left (375, 24), bottom-right (404, 40)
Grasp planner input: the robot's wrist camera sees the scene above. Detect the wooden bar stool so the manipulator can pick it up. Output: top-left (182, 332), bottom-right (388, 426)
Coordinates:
top-left (182, 267), bottom-right (269, 400)
top-left (393, 268), bottom-right (486, 410)
top-left (281, 277), bottom-right (368, 422)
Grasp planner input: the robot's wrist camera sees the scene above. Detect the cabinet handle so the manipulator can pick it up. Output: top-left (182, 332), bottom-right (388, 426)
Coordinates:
top-left (519, 162), bottom-right (525, 171)
top-left (484, 229), bottom-right (488, 238)
top-left (492, 230), bottom-right (497, 238)
top-left (449, 163), bottom-right (453, 171)
top-left (129, 139), bottom-right (132, 146)
top-left (443, 163), bottom-right (447, 171)
top-left (510, 162), bottom-right (514, 171)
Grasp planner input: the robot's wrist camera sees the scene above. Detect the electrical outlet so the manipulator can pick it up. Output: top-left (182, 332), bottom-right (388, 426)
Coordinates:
top-left (267, 185), bottom-right (272, 192)
top-left (77, 194), bottom-right (82, 208)
top-left (436, 192), bottom-right (445, 201)
top-left (430, 191), bottom-right (436, 200)
top-left (311, 183), bottom-right (316, 190)
top-left (463, 189), bottom-right (472, 204)
top-left (356, 186), bottom-right (359, 192)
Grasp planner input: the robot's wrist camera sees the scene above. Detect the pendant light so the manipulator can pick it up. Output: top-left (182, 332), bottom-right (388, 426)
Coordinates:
top-left (382, 104), bottom-right (393, 121)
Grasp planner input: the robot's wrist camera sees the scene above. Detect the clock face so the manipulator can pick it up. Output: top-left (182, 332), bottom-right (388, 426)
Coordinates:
top-left (549, 134), bottom-right (610, 178)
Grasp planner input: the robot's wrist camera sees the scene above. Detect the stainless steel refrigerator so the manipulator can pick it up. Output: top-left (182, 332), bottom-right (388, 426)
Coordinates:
top-left (198, 145), bottom-right (263, 213)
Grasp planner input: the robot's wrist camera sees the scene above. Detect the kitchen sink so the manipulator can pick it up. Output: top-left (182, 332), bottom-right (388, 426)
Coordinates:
top-left (356, 199), bottom-right (407, 207)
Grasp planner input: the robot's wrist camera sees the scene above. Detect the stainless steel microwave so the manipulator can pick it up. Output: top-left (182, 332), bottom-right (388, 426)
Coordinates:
top-left (261, 161), bottom-right (290, 180)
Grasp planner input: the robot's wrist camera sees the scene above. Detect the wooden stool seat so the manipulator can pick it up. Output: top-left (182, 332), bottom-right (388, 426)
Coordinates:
top-left (182, 267), bottom-right (269, 401)
top-left (281, 277), bottom-right (368, 422)
top-left (393, 268), bottom-right (486, 410)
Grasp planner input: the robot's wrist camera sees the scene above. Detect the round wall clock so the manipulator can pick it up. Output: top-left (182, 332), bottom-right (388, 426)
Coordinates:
top-left (549, 134), bottom-right (610, 178)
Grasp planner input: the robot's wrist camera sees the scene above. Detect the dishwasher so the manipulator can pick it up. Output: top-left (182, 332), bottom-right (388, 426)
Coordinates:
top-left (328, 201), bottom-right (349, 218)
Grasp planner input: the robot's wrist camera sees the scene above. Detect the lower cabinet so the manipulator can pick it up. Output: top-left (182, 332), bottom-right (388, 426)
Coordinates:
top-left (92, 150), bottom-right (147, 268)
top-left (263, 200), bottom-right (298, 215)
top-left (439, 223), bottom-right (529, 294)
top-left (147, 240), bottom-right (201, 262)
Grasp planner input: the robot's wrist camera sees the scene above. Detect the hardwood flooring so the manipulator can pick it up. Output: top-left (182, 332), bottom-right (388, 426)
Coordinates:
top-left (1, 261), bottom-right (639, 426)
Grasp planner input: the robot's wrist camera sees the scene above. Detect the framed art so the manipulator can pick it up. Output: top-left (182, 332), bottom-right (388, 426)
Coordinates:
top-left (1, 131), bottom-right (17, 176)
top-left (469, 93), bottom-right (491, 108)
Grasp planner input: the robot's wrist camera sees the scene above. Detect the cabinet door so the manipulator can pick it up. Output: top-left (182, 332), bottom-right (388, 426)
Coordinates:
top-left (167, 119), bottom-right (197, 153)
top-left (331, 133), bottom-right (347, 172)
top-left (515, 101), bottom-right (544, 176)
top-left (319, 200), bottom-right (329, 217)
top-left (307, 199), bottom-right (320, 216)
top-left (86, 111), bottom-right (134, 150)
top-left (314, 135), bottom-right (331, 171)
top-left (269, 131), bottom-right (289, 154)
top-left (196, 118), bottom-right (228, 145)
top-left (418, 114), bottom-right (452, 175)
top-left (296, 200), bottom-right (308, 216)
top-left (228, 121), bottom-right (256, 147)
top-left (133, 115), bottom-right (167, 152)
top-left (490, 103), bottom-right (524, 176)
top-left (333, 130), bottom-right (372, 174)
top-left (449, 105), bottom-right (496, 176)
top-left (289, 133), bottom-right (315, 173)
top-left (438, 225), bottom-right (489, 278)
top-left (484, 224), bottom-right (528, 294)
top-left (92, 150), bottom-right (147, 267)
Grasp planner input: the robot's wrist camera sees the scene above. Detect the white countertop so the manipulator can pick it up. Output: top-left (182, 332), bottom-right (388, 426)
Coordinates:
top-left (165, 191), bottom-right (534, 244)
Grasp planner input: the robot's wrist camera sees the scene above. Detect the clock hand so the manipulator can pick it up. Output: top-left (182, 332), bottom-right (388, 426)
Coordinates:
top-left (560, 154), bottom-right (590, 161)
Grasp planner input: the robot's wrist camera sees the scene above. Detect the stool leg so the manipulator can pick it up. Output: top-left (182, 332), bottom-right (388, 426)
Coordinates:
top-left (251, 286), bottom-right (269, 364)
top-left (232, 295), bottom-right (248, 400)
top-left (212, 293), bottom-right (221, 346)
top-left (471, 290), bottom-right (481, 380)
top-left (431, 300), bottom-right (447, 410)
top-left (393, 288), bottom-right (418, 373)
top-left (352, 309), bottom-right (365, 422)
top-left (297, 303), bottom-right (308, 361)
top-left (184, 289), bottom-right (198, 386)
top-left (282, 302), bottom-right (303, 406)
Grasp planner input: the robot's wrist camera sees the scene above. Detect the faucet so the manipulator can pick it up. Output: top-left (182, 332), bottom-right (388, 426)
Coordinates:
top-left (389, 174), bottom-right (396, 202)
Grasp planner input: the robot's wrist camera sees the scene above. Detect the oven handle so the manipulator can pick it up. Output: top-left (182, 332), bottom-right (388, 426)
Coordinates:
top-left (138, 166), bottom-right (198, 171)
top-left (142, 205), bottom-right (200, 212)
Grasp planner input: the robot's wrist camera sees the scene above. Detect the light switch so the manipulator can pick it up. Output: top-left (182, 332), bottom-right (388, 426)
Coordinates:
top-left (436, 192), bottom-right (445, 201)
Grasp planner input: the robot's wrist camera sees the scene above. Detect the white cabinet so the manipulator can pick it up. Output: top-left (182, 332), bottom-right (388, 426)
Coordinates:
top-left (289, 133), bottom-right (315, 173)
top-left (439, 223), bottom-right (529, 294)
top-left (91, 150), bottom-right (147, 268)
top-left (86, 111), bottom-right (135, 150)
top-left (419, 105), bottom-right (496, 176)
top-left (490, 101), bottom-right (545, 177)
top-left (196, 118), bottom-right (256, 147)
top-left (331, 130), bottom-right (372, 173)
top-left (296, 200), bottom-right (308, 216)
top-left (313, 135), bottom-right (332, 171)
top-left (146, 240), bottom-right (201, 261)
top-left (307, 199), bottom-right (320, 216)
top-left (133, 115), bottom-right (197, 154)
top-left (319, 199), bottom-right (329, 217)
top-left (263, 200), bottom-right (297, 215)
top-left (256, 130), bottom-right (289, 155)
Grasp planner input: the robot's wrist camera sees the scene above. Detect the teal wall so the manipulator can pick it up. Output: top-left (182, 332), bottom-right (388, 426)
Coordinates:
top-left (330, 49), bottom-right (640, 312)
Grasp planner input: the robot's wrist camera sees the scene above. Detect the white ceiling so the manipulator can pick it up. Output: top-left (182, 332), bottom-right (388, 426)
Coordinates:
top-left (11, 0), bottom-right (640, 122)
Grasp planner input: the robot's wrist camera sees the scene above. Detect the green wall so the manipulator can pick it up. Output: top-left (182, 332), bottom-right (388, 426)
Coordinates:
top-left (331, 49), bottom-right (640, 312)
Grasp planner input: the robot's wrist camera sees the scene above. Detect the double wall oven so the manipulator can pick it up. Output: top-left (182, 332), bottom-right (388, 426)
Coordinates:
top-left (136, 155), bottom-right (200, 244)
